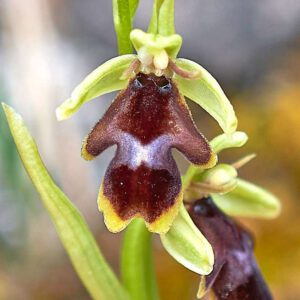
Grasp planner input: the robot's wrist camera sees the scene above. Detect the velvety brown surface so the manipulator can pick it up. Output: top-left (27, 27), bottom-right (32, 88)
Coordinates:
top-left (84, 73), bottom-right (213, 223)
top-left (189, 198), bottom-right (272, 300)
top-left (104, 162), bottom-right (180, 223)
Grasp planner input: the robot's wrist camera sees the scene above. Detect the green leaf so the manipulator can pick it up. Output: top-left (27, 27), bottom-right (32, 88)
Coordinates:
top-left (158, 0), bottom-right (175, 36)
top-left (161, 205), bottom-right (214, 275)
top-left (121, 219), bottom-right (160, 300)
top-left (56, 54), bottom-right (136, 120)
top-left (210, 131), bottom-right (248, 154)
top-left (2, 103), bottom-right (129, 300)
top-left (174, 58), bottom-right (238, 134)
top-left (148, 0), bottom-right (164, 34)
top-left (113, 0), bottom-right (134, 54)
top-left (212, 179), bottom-right (281, 219)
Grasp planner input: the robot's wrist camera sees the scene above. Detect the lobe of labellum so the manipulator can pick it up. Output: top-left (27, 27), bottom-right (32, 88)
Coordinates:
top-left (188, 198), bottom-right (273, 300)
top-left (174, 58), bottom-right (238, 134)
top-left (82, 73), bottom-right (216, 233)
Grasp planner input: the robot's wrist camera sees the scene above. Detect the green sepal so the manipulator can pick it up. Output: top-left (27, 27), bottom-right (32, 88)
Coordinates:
top-left (158, 0), bottom-right (175, 36)
top-left (161, 205), bottom-right (214, 275)
top-left (2, 103), bottom-right (129, 300)
top-left (130, 29), bottom-right (182, 60)
top-left (174, 58), bottom-right (238, 134)
top-left (147, 0), bottom-right (174, 36)
top-left (210, 131), bottom-right (248, 154)
top-left (56, 54), bottom-right (136, 120)
top-left (113, 0), bottom-right (139, 54)
top-left (121, 219), bottom-right (160, 300)
top-left (148, 0), bottom-right (164, 34)
top-left (129, 0), bottom-right (139, 20)
top-left (212, 178), bottom-right (281, 219)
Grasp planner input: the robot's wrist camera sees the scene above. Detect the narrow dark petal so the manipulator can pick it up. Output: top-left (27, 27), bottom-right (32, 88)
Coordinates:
top-left (189, 197), bottom-right (273, 300)
top-left (83, 73), bottom-right (215, 233)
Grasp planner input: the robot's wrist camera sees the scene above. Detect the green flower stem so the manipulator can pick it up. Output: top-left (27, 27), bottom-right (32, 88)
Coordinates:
top-left (2, 103), bottom-right (128, 300)
top-left (182, 165), bottom-right (199, 191)
top-left (121, 219), bottom-right (160, 300)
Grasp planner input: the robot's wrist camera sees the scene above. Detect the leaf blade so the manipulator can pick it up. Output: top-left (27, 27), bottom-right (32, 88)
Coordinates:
top-left (2, 103), bottom-right (128, 300)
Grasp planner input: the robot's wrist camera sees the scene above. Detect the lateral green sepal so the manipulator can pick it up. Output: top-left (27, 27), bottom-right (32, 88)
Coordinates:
top-left (212, 178), bottom-right (281, 219)
top-left (160, 205), bottom-right (214, 275)
top-left (56, 54), bottom-right (136, 120)
top-left (174, 58), bottom-right (238, 134)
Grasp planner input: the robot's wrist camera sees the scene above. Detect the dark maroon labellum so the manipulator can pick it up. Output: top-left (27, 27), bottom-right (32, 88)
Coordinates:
top-left (82, 73), bottom-right (216, 233)
top-left (189, 197), bottom-right (273, 300)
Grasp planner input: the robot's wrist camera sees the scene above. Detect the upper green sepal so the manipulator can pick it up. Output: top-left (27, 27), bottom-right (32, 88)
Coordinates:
top-left (56, 54), bottom-right (136, 120)
top-left (160, 205), bottom-right (214, 275)
top-left (148, 0), bottom-right (175, 36)
top-left (212, 178), bottom-right (281, 219)
top-left (174, 58), bottom-right (238, 134)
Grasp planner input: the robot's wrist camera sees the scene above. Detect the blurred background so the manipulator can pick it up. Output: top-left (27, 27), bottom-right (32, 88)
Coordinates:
top-left (0, 0), bottom-right (300, 299)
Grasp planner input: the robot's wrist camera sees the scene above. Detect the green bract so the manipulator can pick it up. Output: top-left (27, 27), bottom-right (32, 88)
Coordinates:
top-left (212, 179), bottom-right (281, 219)
top-left (161, 205), bottom-right (214, 275)
top-left (2, 103), bottom-right (129, 300)
top-left (56, 55), bottom-right (136, 120)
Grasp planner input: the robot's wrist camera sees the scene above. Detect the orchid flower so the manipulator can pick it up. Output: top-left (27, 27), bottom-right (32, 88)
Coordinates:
top-left (2, 1), bottom-right (281, 299)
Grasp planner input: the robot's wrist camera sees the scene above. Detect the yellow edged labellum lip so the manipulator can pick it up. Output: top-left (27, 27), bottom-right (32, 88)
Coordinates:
top-left (84, 73), bottom-right (215, 233)
top-left (99, 183), bottom-right (183, 234)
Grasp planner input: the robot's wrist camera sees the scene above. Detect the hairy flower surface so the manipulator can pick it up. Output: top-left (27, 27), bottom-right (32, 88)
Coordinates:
top-left (189, 197), bottom-right (272, 300)
top-left (82, 73), bottom-right (216, 233)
